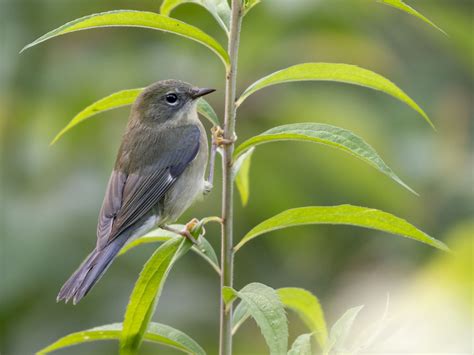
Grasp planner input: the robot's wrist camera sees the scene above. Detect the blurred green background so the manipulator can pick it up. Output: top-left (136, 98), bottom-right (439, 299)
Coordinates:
top-left (1, 0), bottom-right (472, 354)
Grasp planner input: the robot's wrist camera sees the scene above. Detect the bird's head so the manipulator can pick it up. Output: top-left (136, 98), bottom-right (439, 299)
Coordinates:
top-left (133, 79), bottom-right (215, 124)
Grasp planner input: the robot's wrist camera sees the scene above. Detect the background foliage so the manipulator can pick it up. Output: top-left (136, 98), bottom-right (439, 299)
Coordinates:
top-left (0, 0), bottom-right (472, 354)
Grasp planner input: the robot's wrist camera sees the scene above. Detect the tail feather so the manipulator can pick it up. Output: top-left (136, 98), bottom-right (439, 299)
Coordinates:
top-left (57, 238), bottom-right (126, 304)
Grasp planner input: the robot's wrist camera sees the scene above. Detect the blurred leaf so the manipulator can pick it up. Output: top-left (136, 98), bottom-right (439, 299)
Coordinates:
top-left (231, 300), bottom-right (252, 335)
top-left (120, 237), bottom-right (192, 355)
top-left (243, 0), bottom-right (261, 15)
top-left (278, 287), bottom-right (327, 349)
top-left (38, 322), bottom-right (205, 355)
top-left (233, 147), bottom-right (254, 206)
top-left (160, 0), bottom-right (231, 33)
top-left (50, 88), bottom-right (219, 144)
top-left (119, 225), bottom-right (220, 274)
top-left (235, 205), bottom-right (449, 252)
top-left (232, 283), bottom-right (289, 354)
top-left (234, 123), bottom-right (416, 194)
top-left (287, 333), bottom-right (312, 355)
top-left (236, 63), bottom-right (434, 128)
top-left (377, 0), bottom-right (446, 34)
top-left (196, 97), bottom-right (220, 126)
top-left (21, 10), bottom-right (230, 68)
top-left (324, 305), bottom-right (364, 354)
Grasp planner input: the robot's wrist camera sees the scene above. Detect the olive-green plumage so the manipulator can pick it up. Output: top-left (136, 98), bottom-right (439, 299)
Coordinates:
top-left (57, 80), bottom-right (215, 304)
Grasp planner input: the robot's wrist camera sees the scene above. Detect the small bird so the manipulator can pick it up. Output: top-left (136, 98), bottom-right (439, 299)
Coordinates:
top-left (57, 80), bottom-right (215, 304)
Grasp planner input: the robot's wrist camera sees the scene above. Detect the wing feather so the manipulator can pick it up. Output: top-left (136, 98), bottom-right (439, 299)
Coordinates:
top-left (96, 125), bottom-right (201, 249)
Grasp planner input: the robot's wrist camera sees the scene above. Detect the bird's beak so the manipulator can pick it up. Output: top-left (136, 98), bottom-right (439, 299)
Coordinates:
top-left (191, 87), bottom-right (216, 99)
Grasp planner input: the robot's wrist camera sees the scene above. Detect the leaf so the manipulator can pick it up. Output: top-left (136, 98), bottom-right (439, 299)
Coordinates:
top-left (277, 288), bottom-right (327, 349)
top-left (235, 205), bottom-right (449, 252)
top-left (232, 283), bottom-right (288, 354)
top-left (287, 333), bottom-right (312, 355)
top-left (222, 286), bottom-right (238, 306)
top-left (120, 237), bottom-right (192, 355)
top-left (37, 322), bottom-right (205, 355)
top-left (196, 97), bottom-right (220, 126)
top-left (233, 147), bottom-right (255, 206)
top-left (160, 0), bottom-right (231, 33)
top-left (21, 10), bottom-right (230, 68)
top-left (119, 225), bottom-right (220, 274)
top-left (324, 305), bottom-right (364, 354)
top-left (243, 0), bottom-right (261, 15)
top-left (50, 88), bottom-right (219, 144)
top-left (231, 300), bottom-right (252, 335)
top-left (377, 0), bottom-right (446, 35)
top-left (234, 123), bottom-right (416, 194)
top-left (236, 63), bottom-right (434, 128)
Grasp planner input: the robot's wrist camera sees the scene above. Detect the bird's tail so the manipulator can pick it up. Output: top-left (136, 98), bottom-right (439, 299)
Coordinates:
top-left (57, 238), bottom-right (126, 304)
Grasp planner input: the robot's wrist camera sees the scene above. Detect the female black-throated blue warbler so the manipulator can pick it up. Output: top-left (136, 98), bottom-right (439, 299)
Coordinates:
top-left (57, 80), bottom-right (216, 304)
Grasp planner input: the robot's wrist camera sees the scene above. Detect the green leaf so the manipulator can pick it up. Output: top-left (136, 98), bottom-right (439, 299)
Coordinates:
top-left (234, 123), bottom-right (416, 194)
top-left (50, 88), bottom-right (219, 144)
top-left (37, 322), bottom-right (205, 355)
top-left (243, 0), bottom-right (261, 15)
top-left (196, 97), bottom-right (220, 126)
top-left (232, 283), bottom-right (288, 355)
top-left (288, 333), bottom-right (312, 355)
top-left (277, 288), bottom-right (327, 349)
top-left (120, 237), bottom-right (192, 355)
top-left (231, 300), bottom-right (252, 335)
top-left (235, 205), bottom-right (449, 252)
top-left (119, 225), bottom-right (220, 274)
top-left (21, 10), bottom-right (230, 68)
top-left (222, 286), bottom-right (238, 305)
top-left (377, 0), bottom-right (446, 35)
top-left (236, 63), bottom-right (434, 128)
top-left (324, 305), bottom-right (364, 354)
top-left (233, 147), bottom-right (255, 206)
top-left (160, 0), bottom-right (231, 33)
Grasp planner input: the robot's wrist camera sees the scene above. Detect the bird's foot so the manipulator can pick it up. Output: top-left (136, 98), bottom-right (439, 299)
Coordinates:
top-left (211, 126), bottom-right (237, 146)
top-left (203, 181), bottom-right (213, 195)
top-left (162, 220), bottom-right (200, 245)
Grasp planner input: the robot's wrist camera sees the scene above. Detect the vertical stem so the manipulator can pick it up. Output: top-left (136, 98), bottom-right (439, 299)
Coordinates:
top-left (220, 1), bottom-right (243, 355)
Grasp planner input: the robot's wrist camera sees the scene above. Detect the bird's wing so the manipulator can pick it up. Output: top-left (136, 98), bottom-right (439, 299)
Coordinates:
top-left (96, 125), bottom-right (201, 249)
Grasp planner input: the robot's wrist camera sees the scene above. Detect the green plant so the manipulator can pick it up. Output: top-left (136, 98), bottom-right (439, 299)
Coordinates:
top-left (23, 0), bottom-right (447, 354)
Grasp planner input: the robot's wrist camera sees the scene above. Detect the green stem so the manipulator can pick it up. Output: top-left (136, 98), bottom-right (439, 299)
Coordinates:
top-left (219, 1), bottom-right (243, 354)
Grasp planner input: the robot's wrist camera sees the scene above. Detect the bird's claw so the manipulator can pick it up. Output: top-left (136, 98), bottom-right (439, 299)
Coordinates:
top-left (211, 126), bottom-right (237, 146)
top-left (204, 181), bottom-right (213, 195)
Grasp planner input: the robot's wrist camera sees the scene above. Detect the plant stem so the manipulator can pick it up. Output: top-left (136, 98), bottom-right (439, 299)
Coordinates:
top-left (219, 1), bottom-right (243, 355)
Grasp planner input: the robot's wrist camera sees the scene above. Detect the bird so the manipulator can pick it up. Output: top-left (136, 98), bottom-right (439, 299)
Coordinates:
top-left (57, 80), bottom-right (215, 304)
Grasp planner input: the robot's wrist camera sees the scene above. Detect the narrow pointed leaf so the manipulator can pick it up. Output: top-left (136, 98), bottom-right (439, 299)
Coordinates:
top-left (288, 333), bottom-right (312, 355)
top-left (21, 10), bottom-right (230, 67)
top-left (119, 225), bottom-right (220, 274)
top-left (235, 205), bottom-right (449, 252)
top-left (233, 283), bottom-right (288, 354)
top-left (233, 147), bottom-right (255, 205)
top-left (377, 0), bottom-right (446, 34)
top-left (231, 300), bottom-right (252, 335)
top-left (120, 237), bottom-right (192, 355)
top-left (38, 322), bottom-right (205, 355)
top-left (234, 123), bottom-right (416, 194)
top-left (196, 97), bottom-right (220, 126)
top-left (236, 63), bottom-right (433, 128)
top-left (160, 0), bottom-right (231, 33)
top-left (278, 288), bottom-right (327, 349)
top-left (324, 306), bottom-right (364, 354)
top-left (50, 88), bottom-right (219, 144)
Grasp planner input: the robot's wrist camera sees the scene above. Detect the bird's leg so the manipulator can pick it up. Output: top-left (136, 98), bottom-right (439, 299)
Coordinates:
top-left (162, 219), bottom-right (200, 245)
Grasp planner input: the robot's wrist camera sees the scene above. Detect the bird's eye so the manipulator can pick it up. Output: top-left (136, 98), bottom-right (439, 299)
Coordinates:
top-left (165, 93), bottom-right (179, 105)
